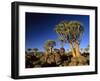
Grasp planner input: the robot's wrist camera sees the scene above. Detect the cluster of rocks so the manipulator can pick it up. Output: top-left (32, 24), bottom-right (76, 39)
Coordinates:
top-left (25, 48), bottom-right (89, 68)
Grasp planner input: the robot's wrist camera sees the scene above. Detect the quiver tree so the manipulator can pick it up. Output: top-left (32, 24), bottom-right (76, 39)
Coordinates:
top-left (55, 21), bottom-right (84, 57)
top-left (44, 40), bottom-right (56, 54)
top-left (55, 24), bottom-right (67, 48)
top-left (43, 40), bottom-right (57, 64)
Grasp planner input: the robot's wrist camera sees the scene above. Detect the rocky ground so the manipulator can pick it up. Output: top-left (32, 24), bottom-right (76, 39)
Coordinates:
top-left (25, 52), bottom-right (89, 68)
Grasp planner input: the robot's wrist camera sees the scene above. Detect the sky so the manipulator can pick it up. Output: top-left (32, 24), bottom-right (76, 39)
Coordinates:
top-left (25, 12), bottom-right (89, 51)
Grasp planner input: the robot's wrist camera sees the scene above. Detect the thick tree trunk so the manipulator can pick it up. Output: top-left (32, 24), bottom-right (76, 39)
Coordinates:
top-left (44, 54), bottom-right (48, 62)
top-left (74, 41), bottom-right (80, 57)
top-left (45, 51), bottom-right (48, 55)
top-left (69, 43), bottom-right (76, 57)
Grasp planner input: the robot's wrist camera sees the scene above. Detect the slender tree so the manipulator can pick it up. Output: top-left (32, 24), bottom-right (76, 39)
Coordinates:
top-left (55, 22), bottom-right (67, 48)
top-left (44, 40), bottom-right (56, 54)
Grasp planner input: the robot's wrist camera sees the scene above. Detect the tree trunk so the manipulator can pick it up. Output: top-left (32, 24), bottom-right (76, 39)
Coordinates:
top-left (69, 43), bottom-right (76, 57)
top-left (74, 41), bottom-right (80, 57)
top-left (45, 51), bottom-right (48, 55)
top-left (49, 47), bottom-right (52, 54)
top-left (44, 54), bottom-right (48, 62)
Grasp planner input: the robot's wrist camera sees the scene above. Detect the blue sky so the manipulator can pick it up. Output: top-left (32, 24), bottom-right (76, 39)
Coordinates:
top-left (25, 12), bottom-right (89, 51)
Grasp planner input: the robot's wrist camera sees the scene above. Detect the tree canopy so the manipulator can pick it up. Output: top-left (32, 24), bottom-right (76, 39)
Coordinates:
top-left (55, 21), bottom-right (84, 43)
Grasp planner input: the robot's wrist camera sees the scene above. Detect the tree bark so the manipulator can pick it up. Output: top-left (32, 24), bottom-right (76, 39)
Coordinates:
top-left (74, 41), bottom-right (80, 57)
top-left (45, 51), bottom-right (48, 55)
top-left (49, 47), bottom-right (52, 54)
top-left (69, 43), bottom-right (76, 57)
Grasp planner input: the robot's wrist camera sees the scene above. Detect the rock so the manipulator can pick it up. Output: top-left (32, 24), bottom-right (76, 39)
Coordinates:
top-left (77, 55), bottom-right (87, 64)
top-left (68, 55), bottom-right (88, 66)
top-left (60, 48), bottom-right (65, 55)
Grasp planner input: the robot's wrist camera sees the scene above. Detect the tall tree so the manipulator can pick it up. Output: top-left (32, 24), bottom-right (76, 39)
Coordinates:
top-left (55, 22), bottom-right (67, 48)
top-left (55, 21), bottom-right (84, 57)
